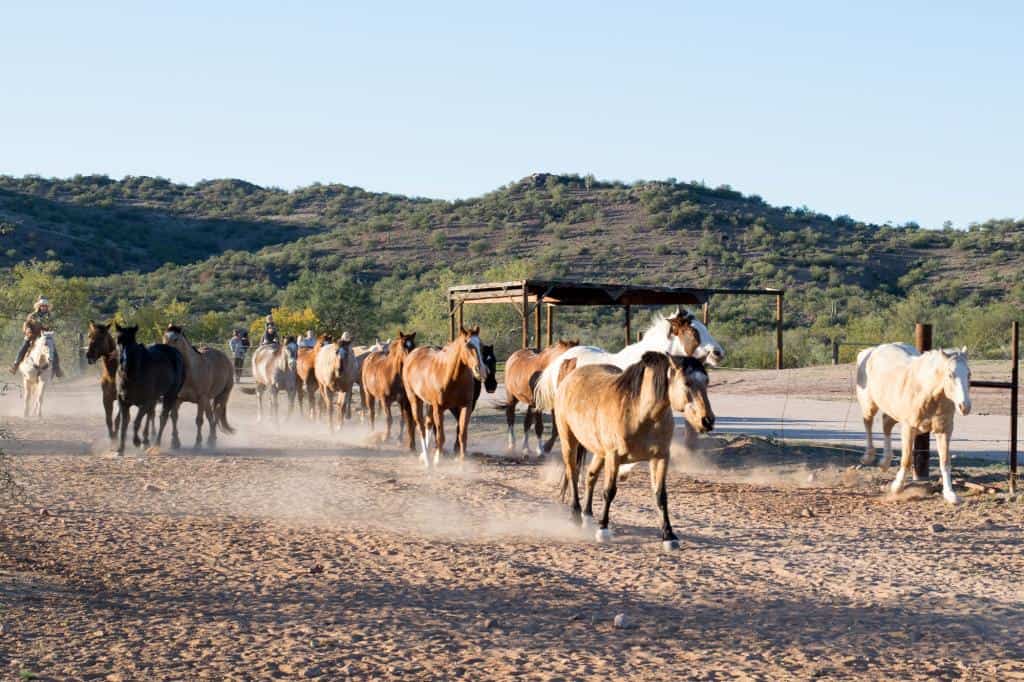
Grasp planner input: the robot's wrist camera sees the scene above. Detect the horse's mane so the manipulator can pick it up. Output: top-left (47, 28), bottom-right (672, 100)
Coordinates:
top-left (615, 351), bottom-right (669, 402)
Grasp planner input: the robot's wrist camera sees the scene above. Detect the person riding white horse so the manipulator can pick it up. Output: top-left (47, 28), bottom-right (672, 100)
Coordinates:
top-left (11, 297), bottom-right (63, 378)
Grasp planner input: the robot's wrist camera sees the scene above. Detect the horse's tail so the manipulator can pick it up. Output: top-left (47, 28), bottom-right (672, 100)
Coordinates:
top-left (215, 381), bottom-right (236, 434)
top-left (558, 445), bottom-right (587, 503)
top-left (532, 354), bottom-right (567, 412)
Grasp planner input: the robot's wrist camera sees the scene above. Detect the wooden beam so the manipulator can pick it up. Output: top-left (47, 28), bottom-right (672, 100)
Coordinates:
top-left (1011, 320), bottom-right (1019, 495)
top-left (545, 305), bottom-right (553, 348)
top-left (448, 297), bottom-right (456, 342)
top-left (534, 295), bottom-right (543, 351)
top-left (624, 305), bottom-right (632, 349)
top-left (775, 293), bottom-right (784, 370)
top-left (521, 289), bottom-right (529, 349)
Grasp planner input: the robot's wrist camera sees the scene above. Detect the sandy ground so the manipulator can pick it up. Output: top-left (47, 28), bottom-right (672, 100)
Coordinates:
top-left (1, 374), bottom-right (1023, 681)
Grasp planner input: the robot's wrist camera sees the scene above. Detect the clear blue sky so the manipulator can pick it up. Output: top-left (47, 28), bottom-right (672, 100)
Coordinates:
top-left (3, 2), bottom-right (1021, 228)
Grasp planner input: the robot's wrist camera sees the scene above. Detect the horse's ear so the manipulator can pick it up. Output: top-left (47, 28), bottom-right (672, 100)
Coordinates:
top-left (115, 322), bottom-right (123, 332)
top-left (470, 325), bottom-right (480, 336)
top-left (88, 320), bottom-right (95, 330)
top-left (960, 345), bottom-right (968, 355)
top-left (459, 325), bottom-right (469, 336)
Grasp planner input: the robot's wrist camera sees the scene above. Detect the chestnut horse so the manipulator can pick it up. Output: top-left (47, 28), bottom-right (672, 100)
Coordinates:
top-left (297, 334), bottom-right (330, 420)
top-left (86, 321), bottom-right (120, 439)
top-left (503, 339), bottom-right (578, 457)
top-left (402, 326), bottom-right (489, 468)
top-left (362, 331), bottom-right (417, 448)
top-left (163, 325), bottom-right (236, 447)
top-left (557, 352), bottom-right (714, 548)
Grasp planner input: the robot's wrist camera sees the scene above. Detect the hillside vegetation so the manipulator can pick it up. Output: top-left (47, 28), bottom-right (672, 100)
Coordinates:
top-left (1, 173), bottom-right (1021, 368)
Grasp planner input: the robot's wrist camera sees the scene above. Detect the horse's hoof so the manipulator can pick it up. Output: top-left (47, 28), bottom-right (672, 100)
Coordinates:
top-left (889, 481), bottom-right (905, 495)
top-left (943, 490), bottom-right (961, 505)
top-left (595, 528), bottom-right (613, 544)
top-left (662, 539), bottom-right (680, 552)
top-left (171, 440), bottom-right (181, 451)
top-left (879, 459), bottom-right (891, 472)
top-left (580, 515), bottom-right (596, 530)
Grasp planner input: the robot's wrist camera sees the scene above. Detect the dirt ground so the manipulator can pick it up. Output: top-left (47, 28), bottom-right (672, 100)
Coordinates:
top-left (1, 377), bottom-right (1022, 681)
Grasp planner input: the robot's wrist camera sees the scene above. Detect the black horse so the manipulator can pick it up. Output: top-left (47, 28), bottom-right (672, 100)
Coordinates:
top-left (114, 324), bottom-right (186, 455)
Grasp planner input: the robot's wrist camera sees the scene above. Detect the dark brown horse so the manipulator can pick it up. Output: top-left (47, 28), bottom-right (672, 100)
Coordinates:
top-left (402, 326), bottom-right (489, 468)
top-left (503, 339), bottom-right (578, 457)
top-left (114, 324), bottom-right (185, 456)
top-left (86, 321), bottom-right (120, 440)
top-left (362, 331), bottom-right (417, 449)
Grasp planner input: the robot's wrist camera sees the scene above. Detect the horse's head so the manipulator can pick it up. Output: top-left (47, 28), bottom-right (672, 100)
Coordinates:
top-left (458, 325), bottom-right (488, 383)
top-left (86, 320), bottom-right (115, 364)
top-left (31, 332), bottom-right (55, 369)
top-left (481, 343), bottom-right (498, 393)
top-left (666, 308), bottom-right (725, 366)
top-left (335, 339), bottom-right (353, 377)
top-left (115, 323), bottom-right (139, 349)
top-left (940, 348), bottom-right (972, 416)
top-left (163, 324), bottom-right (185, 345)
top-left (392, 330), bottom-right (417, 356)
top-left (668, 355), bottom-right (715, 433)
top-left (554, 338), bottom-right (580, 354)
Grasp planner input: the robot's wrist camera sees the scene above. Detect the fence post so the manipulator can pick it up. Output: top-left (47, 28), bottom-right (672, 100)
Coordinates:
top-left (775, 292), bottom-right (784, 370)
top-left (545, 305), bottom-right (554, 348)
top-left (913, 323), bottom-right (932, 479)
top-left (831, 340), bottom-right (839, 366)
top-left (1011, 321), bottom-right (1019, 496)
top-left (624, 305), bottom-right (632, 349)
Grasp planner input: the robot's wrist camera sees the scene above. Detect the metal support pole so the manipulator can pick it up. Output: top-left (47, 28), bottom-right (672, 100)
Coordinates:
top-left (624, 305), bottom-right (632, 349)
top-left (775, 293), bottom-right (784, 370)
top-left (534, 296), bottom-right (543, 351)
top-left (1010, 321), bottom-right (1019, 495)
top-left (545, 305), bottom-right (553, 348)
top-left (521, 290), bottom-right (529, 349)
top-left (913, 323), bottom-right (933, 479)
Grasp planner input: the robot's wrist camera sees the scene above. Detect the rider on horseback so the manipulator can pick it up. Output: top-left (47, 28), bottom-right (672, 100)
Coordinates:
top-left (260, 315), bottom-right (280, 346)
top-left (10, 297), bottom-right (63, 378)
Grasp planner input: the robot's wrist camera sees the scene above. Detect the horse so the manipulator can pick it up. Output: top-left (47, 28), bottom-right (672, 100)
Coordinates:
top-left (856, 343), bottom-right (972, 504)
top-left (297, 334), bottom-right (330, 420)
top-left (251, 343), bottom-right (297, 424)
top-left (86, 321), bottom-right (120, 438)
top-left (362, 332), bottom-right (417, 448)
top-left (19, 332), bottom-right (56, 418)
top-left (503, 339), bottom-right (579, 457)
top-left (401, 325), bottom-right (489, 468)
top-left (113, 324), bottom-right (185, 455)
top-left (556, 352), bottom-right (715, 548)
top-left (350, 340), bottom-right (386, 422)
top-left (314, 336), bottom-right (360, 431)
top-left (163, 325), bottom-right (236, 448)
top-left (533, 308), bottom-right (724, 412)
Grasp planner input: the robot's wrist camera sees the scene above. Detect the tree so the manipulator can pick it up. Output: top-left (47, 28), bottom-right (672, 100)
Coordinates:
top-left (281, 271), bottom-right (377, 342)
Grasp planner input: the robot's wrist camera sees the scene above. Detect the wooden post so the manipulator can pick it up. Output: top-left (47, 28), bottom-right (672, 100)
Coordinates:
top-left (775, 293), bottom-right (784, 370)
top-left (832, 340), bottom-right (839, 365)
top-left (448, 297), bottom-right (456, 342)
top-left (1010, 321), bottom-right (1019, 495)
top-left (534, 296), bottom-right (543, 351)
top-left (545, 305), bottom-right (553, 348)
top-left (457, 301), bottom-right (464, 334)
top-left (702, 300), bottom-right (710, 326)
top-left (913, 323), bottom-right (932, 479)
top-left (521, 289), bottom-right (529, 349)
top-left (624, 305), bottom-right (632, 349)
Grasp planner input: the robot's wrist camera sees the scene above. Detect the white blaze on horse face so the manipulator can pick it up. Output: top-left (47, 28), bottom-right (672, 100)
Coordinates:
top-left (946, 354), bottom-right (972, 416)
top-left (467, 335), bottom-right (487, 381)
top-left (690, 318), bottom-right (725, 366)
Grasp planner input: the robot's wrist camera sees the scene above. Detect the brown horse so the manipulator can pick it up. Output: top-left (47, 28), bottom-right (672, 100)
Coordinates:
top-left (296, 334), bottom-right (329, 420)
top-left (314, 336), bottom-right (359, 431)
top-left (503, 339), bottom-right (578, 458)
top-left (362, 331), bottom-right (417, 449)
top-left (556, 352), bottom-right (714, 549)
top-left (86, 321), bottom-right (120, 440)
top-left (163, 325), bottom-right (236, 447)
top-left (401, 326), bottom-right (489, 468)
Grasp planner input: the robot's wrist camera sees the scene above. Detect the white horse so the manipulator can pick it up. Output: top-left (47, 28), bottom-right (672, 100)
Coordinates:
top-left (252, 344), bottom-right (297, 424)
top-left (20, 332), bottom-right (56, 418)
top-left (856, 343), bottom-right (971, 504)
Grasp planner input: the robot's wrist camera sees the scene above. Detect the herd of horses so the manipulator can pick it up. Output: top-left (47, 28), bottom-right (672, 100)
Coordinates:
top-left (49, 307), bottom-right (976, 546)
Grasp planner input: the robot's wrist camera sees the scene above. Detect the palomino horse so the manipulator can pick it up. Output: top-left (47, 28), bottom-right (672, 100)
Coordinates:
top-left (251, 343), bottom-right (297, 424)
top-left (856, 343), bottom-right (971, 504)
top-left (86, 321), bottom-right (119, 439)
top-left (402, 326), bottom-right (489, 468)
top-left (362, 332), bottom-right (417, 448)
top-left (314, 336), bottom-right (360, 431)
top-left (20, 332), bottom-right (56, 418)
top-left (114, 324), bottom-right (185, 455)
top-left (297, 334), bottom-right (330, 420)
top-left (556, 352), bottom-right (714, 547)
top-left (163, 325), bottom-right (236, 447)
top-left (503, 339), bottom-right (578, 457)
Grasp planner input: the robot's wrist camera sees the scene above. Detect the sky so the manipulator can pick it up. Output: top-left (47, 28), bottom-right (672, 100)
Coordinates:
top-left (2, 1), bottom-right (1021, 228)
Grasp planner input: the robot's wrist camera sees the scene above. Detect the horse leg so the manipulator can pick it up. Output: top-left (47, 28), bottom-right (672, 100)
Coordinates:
top-left (23, 379), bottom-right (31, 418)
top-left (457, 406), bottom-right (471, 465)
top-left (860, 399), bottom-right (879, 465)
top-left (651, 456), bottom-right (678, 548)
top-left (596, 453), bottom-right (619, 542)
top-left (192, 399), bottom-right (205, 449)
top-left (583, 454), bottom-right (605, 522)
top-left (505, 398), bottom-right (517, 451)
top-left (408, 394), bottom-right (429, 466)
top-left (132, 404), bottom-right (147, 448)
top-left (936, 430), bottom-right (960, 504)
top-left (880, 414), bottom-right (897, 471)
top-left (367, 394), bottom-right (377, 433)
top-left (541, 409), bottom-right (559, 455)
top-left (557, 417), bottom-right (582, 523)
top-left (890, 423), bottom-right (916, 495)
top-left (255, 384), bottom-right (264, 423)
top-left (533, 405), bottom-right (544, 457)
top-left (399, 396), bottom-right (415, 452)
top-left (170, 401), bottom-right (182, 450)
top-left (432, 404), bottom-right (445, 466)
top-left (271, 387), bottom-right (280, 427)
top-left (521, 405), bottom-right (534, 456)
top-left (117, 401), bottom-right (130, 455)
top-left (104, 390), bottom-right (116, 440)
